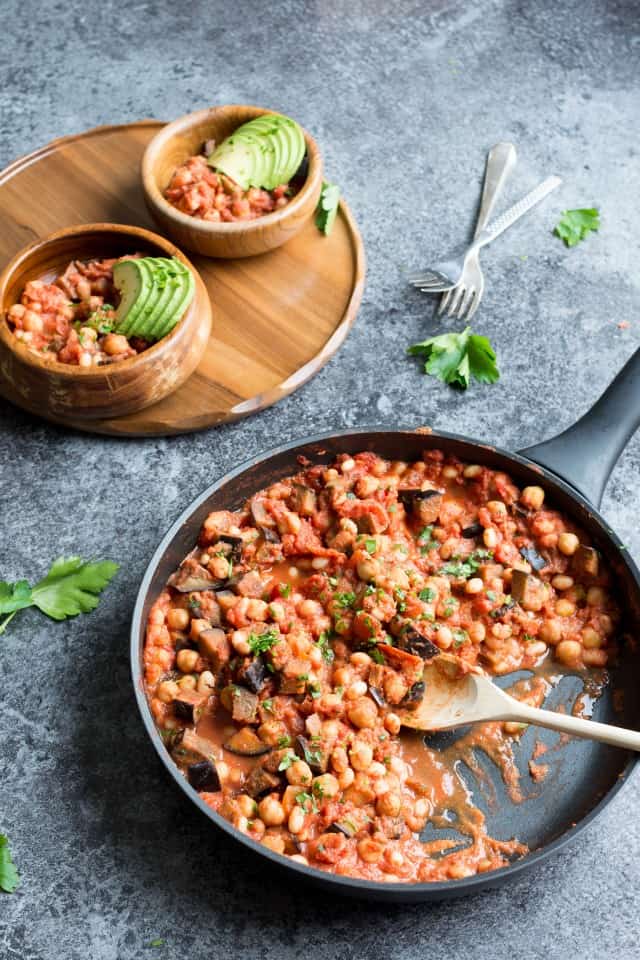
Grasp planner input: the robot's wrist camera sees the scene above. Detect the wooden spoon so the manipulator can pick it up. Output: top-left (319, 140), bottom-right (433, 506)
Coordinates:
top-left (399, 656), bottom-right (640, 751)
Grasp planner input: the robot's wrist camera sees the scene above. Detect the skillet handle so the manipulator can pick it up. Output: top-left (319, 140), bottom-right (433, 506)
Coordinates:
top-left (520, 347), bottom-right (640, 507)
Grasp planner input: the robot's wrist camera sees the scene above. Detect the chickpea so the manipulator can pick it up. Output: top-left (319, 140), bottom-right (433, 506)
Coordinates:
top-left (442, 465), bottom-right (459, 479)
top-left (341, 458), bottom-right (356, 473)
top-left (558, 532), bottom-right (580, 556)
top-left (231, 629), bottom-right (251, 655)
top-left (587, 586), bottom-right (606, 606)
top-left (581, 626), bottom-right (603, 649)
top-left (521, 486), bottom-right (545, 510)
top-left (357, 838), bottom-right (384, 863)
top-left (583, 648), bottom-right (608, 667)
top-left (383, 672), bottom-right (408, 703)
top-left (350, 651), bottom-right (372, 668)
top-left (377, 791), bottom-right (402, 817)
top-left (345, 698), bottom-right (377, 738)
top-left (468, 621), bottom-right (486, 643)
top-left (465, 577), bottom-right (484, 594)
top-left (289, 854), bottom-right (309, 865)
top-left (357, 558), bottom-right (380, 582)
top-left (483, 527), bottom-right (498, 549)
top-left (540, 619), bottom-right (563, 644)
top-left (176, 648), bottom-right (199, 673)
top-left (286, 760), bottom-right (312, 786)
top-left (463, 464), bottom-right (482, 479)
top-left (246, 599), bottom-right (268, 620)
top-left (237, 794), bottom-right (257, 818)
top-left (349, 741), bottom-right (374, 771)
top-left (23, 309), bottom-right (44, 333)
top-left (339, 768), bottom-right (355, 789)
top-left (555, 599), bottom-right (576, 618)
top-left (298, 598), bottom-right (324, 619)
top-left (331, 746), bottom-right (350, 773)
top-left (177, 675), bottom-right (196, 691)
top-left (384, 713), bottom-right (401, 735)
top-left (525, 640), bottom-right (548, 658)
top-left (552, 575), bottom-right (574, 591)
top-left (487, 500), bottom-right (507, 517)
top-left (311, 556), bottom-right (330, 570)
top-left (197, 670), bottom-right (215, 694)
top-left (262, 834), bottom-right (286, 854)
top-left (157, 680), bottom-right (180, 704)
top-left (103, 333), bottom-right (130, 356)
top-left (312, 773), bottom-right (340, 799)
top-left (345, 680), bottom-right (368, 700)
top-left (258, 796), bottom-right (286, 826)
top-left (288, 806), bottom-right (306, 834)
top-left (258, 720), bottom-right (288, 746)
top-left (167, 607), bottom-right (190, 631)
top-left (332, 666), bottom-right (353, 688)
top-left (556, 639), bottom-right (582, 666)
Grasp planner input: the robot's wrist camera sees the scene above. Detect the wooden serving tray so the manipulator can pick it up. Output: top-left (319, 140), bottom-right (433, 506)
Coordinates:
top-left (0, 121), bottom-right (365, 436)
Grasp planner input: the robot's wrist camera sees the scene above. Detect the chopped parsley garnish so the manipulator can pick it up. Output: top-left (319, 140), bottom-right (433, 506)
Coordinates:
top-left (408, 327), bottom-right (500, 390)
top-left (295, 791), bottom-right (318, 813)
top-left (440, 550), bottom-right (493, 579)
top-left (417, 526), bottom-right (438, 553)
top-left (486, 590), bottom-right (497, 602)
top-left (316, 630), bottom-right (335, 664)
top-left (364, 584), bottom-right (376, 596)
top-left (328, 576), bottom-right (339, 588)
top-left (278, 753), bottom-right (296, 771)
top-left (554, 208), bottom-right (600, 247)
top-left (312, 780), bottom-right (325, 799)
top-left (277, 735), bottom-right (292, 749)
top-left (523, 633), bottom-right (536, 643)
top-left (278, 583), bottom-right (291, 598)
top-left (369, 646), bottom-right (385, 664)
top-left (418, 587), bottom-right (435, 602)
top-left (334, 591), bottom-right (356, 608)
top-left (261, 698), bottom-right (275, 713)
top-left (247, 628), bottom-right (279, 655)
top-left (364, 539), bottom-right (377, 555)
top-left (394, 588), bottom-right (407, 613)
top-left (453, 628), bottom-right (468, 647)
top-left (443, 599), bottom-right (458, 618)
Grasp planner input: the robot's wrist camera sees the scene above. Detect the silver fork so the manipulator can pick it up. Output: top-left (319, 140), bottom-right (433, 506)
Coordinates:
top-left (438, 142), bottom-right (516, 321)
top-left (408, 175), bottom-right (563, 301)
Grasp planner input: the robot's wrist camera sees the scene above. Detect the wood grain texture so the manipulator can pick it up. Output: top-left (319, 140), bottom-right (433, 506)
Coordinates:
top-left (0, 224), bottom-right (211, 420)
top-left (0, 121), bottom-right (365, 436)
top-left (142, 105), bottom-right (323, 259)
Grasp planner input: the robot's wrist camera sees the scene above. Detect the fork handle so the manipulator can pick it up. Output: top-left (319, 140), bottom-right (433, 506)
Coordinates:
top-left (474, 142), bottom-right (517, 238)
top-left (475, 175), bottom-right (562, 248)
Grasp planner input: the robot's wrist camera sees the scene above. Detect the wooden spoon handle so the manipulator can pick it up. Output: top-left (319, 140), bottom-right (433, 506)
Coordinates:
top-left (505, 701), bottom-right (640, 752)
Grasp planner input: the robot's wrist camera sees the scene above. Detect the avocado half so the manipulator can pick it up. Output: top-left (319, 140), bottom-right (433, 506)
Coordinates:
top-left (207, 113), bottom-right (306, 191)
top-left (113, 257), bottom-right (195, 342)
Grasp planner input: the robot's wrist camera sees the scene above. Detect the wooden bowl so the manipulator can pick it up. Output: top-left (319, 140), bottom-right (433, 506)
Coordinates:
top-left (0, 223), bottom-right (212, 420)
top-left (141, 105), bottom-right (323, 259)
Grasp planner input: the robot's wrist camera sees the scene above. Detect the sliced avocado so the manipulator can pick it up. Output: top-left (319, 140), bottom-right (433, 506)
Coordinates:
top-left (143, 258), bottom-right (185, 339)
top-left (207, 113), bottom-right (305, 191)
top-left (156, 264), bottom-right (195, 340)
top-left (113, 259), bottom-right (155, 335)
top-left (146, 259), bottom-right (191, 340)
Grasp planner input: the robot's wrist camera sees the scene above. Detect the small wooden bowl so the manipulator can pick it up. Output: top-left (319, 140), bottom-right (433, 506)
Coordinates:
top-left (141, 105), bottom-right (323, 259)
top-left (0, 223), bottom-right (212, 420)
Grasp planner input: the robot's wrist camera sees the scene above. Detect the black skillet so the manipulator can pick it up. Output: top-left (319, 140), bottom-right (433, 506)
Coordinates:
top-left (131, 348), bottom-right (640, 902)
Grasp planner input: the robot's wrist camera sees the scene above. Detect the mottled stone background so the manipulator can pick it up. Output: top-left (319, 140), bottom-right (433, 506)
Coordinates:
top-left (1, 0), bottom-right (639, 957)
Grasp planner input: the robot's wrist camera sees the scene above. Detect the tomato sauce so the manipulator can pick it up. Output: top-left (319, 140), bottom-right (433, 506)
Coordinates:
top-left (144, 449), bottom-right (620, 883)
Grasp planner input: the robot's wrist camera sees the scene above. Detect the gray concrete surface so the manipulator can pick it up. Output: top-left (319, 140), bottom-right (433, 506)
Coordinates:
top-left (1, 0), bottom-right (640, 957)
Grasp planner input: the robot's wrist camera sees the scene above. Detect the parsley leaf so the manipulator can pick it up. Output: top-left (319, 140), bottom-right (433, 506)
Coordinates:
top-left (247, 628), bottom-right (279, 655)
top-left (418, 587), bottom-right (435, 602)
top-left (30, 557), bottom-right (119, 620)
top-left (408, 327), bottom-right (500, 390)
top-left (316, 630), bottom-right (335, 664)
top-left (334, 591), bottom-right (356, 609)
top-left (417, 526), bottom-right (438, 553)
top-left (315, 181), bottom-right (341, 235)
top-left (278, 753), bottom-right (296, 771)
top-left (554, 208), bottom-right (600, 247)
top-left (440, 550), bottom-right (492, 579)
top-left (364, 539), bottom-right (377, 555)
top-left (0, 834), bottom-right (19, 893)
top-left (0, 557), bottom-right (118, 634)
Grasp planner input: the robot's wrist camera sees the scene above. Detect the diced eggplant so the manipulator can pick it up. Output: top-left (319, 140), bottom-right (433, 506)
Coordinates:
top-left (261, 526), bottom-right (281, 544)
top-left (377, 643), bottom-right (424, 685)
top-left (224, 727), bottom-right (271, 756)
top-left (197, 627), bottom-right (231, 670)
top-left (262, 748), bottom-right (293, 773)
top-left (241, 655), bottom-right (269, 693)
top-left (173, 728), bottom-right (216, 764)
top-left (519, 546), bottom-right (547, 572)
top-left (170, 572), bottom-right (219, 593)
top-left (172, 691), bottom-right (209, 724)
top-left (221, 685), bottom-right (258, 723)
top-left (398, 488), bottom-right (443, 525)
top-left (244, 766), bottom-right (282, 798)
top-left (462, 522), bottom-right (483, 539)
top-left (187, 759), bottom-right (221, 792)
top-left (368, 685), bottom-right (386, 708)
top-left (215, 535), bottom-right (243, 564)
top-left (397, 625), bottom-right (440, 661)
top-left (236, 570), bottom-right (267, 598)
top-left (251, 499), bottom-right (276, 529)
top-left (295, 735), bottom-right (327, 773)
top-left (573, 544), bottom-right (599, 578)
top-left (215, 589), bottom-right (236, 608)
top-left (279, 673), bottom-right (307, 695)
top-left (401, 680), bottom-right (426, 708)
top-left (510, 571), bottom-right (547, 610)
top-left (490, 597), bottom-right (516, 619)
top-left (289, 483), bottom-right (317, 517)
top-left (511, 502), bottom-right (530, 519)
top-left (510, 569), bottom-right (528, 602)
top-left (327, 819), bottom-right (356, 838)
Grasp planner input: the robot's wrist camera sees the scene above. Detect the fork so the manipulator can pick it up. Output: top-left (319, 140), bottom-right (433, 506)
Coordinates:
top-left (438, 142), bottom-right (517, 322)
top-left (408, 175), bottom-right (563, 306)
